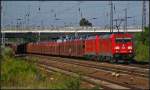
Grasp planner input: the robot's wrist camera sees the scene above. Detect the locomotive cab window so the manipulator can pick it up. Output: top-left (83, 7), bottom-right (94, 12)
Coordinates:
top-left (115, 38), bottom-right (132, 43)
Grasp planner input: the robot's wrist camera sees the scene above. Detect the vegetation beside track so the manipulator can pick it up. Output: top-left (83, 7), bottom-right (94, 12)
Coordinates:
top-left (134, 27), bottom-right (149, 62)
top-left (1, 47), bottom-right (81, 89)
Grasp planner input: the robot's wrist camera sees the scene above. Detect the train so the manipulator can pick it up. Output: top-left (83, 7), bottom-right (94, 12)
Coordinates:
top-left (14, 33), bottom-right (134, 63)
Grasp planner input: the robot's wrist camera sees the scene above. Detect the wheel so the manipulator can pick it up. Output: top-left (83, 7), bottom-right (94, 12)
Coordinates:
top-left (106, 56), bottom-right (111, 62)
top-left (124, 60), bottom-right (131, 64)
top-left (93, 56), bottom-right (97, 61)
top-left (100, 56), bottom-right (104, 62)
top-left (109, 57), bottom-right (115, 63)
top-left (110, 58), bottom-right (118, 64)
top-left (98, 56), bottom-right (103, 62)
top-left (115, 59), bottom-right (118, 64)
top-left (103, 56), bottom-right (107, 62)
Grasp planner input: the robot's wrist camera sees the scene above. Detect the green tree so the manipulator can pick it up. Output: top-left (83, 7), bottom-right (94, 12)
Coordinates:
top-left (135, 27), bottom-right (149, 45)
top-left (79, 18), bottom-right (92, 27)
top-left (134, 27), bottom-right (149, 62)
top-left (23, 33), bottom-right (38, 42)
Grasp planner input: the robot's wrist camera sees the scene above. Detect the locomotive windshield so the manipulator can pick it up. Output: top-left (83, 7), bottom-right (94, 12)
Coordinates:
top-left (115, 38), bottom-right (132, 43)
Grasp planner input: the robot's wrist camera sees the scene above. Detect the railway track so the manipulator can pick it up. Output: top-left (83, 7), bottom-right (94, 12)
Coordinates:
top-left (37, 64), bottom-right (119, 89)
top-left (31, 54), bottom-right (149, 78)
top-left (127, 63), bottom-right (149, 69)
top-left (25, 54), bottom-right (149, 89)
top-left (37, 64), bottom-right (100, 89)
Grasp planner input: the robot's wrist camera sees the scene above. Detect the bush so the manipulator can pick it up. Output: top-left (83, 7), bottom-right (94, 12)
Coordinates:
top-left (1, 49), bottom-right (81, 89)
top-left (1, 59), bottom-right (82, 89)
top-left (1, 57), bottom-right (38, 87)
top-left (1, 47), bottom-right (14, 60)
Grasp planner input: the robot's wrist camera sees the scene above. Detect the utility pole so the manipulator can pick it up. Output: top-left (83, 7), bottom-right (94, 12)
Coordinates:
top-left (113, 19), bottom-right (119, 32)
top-left (141, 0), bottom-right (146, 44)
top-left (124, 8), bottom-right (127, 33)
top-left (37, 2), bottom-right (41, 42)
top-left (24, 8), bottom-right (27, 29)
top-left (27, 5), bottom-right (30, 29)
top-left (41, 20), bottom-right (44, 29)
top-left (110, 1), bottom-right (113, 32)
top-left (38, 32), bottom-right (41, 42)
top-left (123, 8), bottom-right (133, 33)
top-left (78, 7), bottom-right (83, 20)
top-left (142, 0), bottom-right (146, 32)
top-left (113, 17), bottom-right (124, 33)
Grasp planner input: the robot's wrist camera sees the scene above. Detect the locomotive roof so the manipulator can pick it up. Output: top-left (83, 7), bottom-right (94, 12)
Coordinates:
top-left (100, 33), bottom-right (132, 39)
top-left (86, 36), bottom-right (97, 39)
top-left (100, 34), bottom-right (111, 39)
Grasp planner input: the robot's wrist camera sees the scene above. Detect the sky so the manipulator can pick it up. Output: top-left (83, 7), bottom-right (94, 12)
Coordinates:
top-left (1, 1), bottom-right (149, 28)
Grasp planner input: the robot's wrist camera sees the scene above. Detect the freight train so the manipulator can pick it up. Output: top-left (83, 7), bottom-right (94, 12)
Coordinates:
top-left (15, 33), bottom-right (134, 63)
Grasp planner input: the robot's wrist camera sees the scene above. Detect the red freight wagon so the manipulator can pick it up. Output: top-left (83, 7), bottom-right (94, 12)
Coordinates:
top-left (48, 42), bottom-right (55, 55)
top-left (58, 39), bottom-right (85, 57)
top-left (53, 42), bottom-right (59, 55)
top-left (38, 42), bottom-right (47, 55)
top-left (70, 40), bottom-right (76, 56)
top-left (40, 42), bottom-right (45, 55)
top-left (41, 42), bottom-right (45, 54)
top-left (62, 41), bottom-right (66, 56)
top-left (69, 39), bottom-right (79, 57)
top-left (75, 39), bottom-right (85, 57)
top-left (27, 42), bottom-right (35, 54)
top-left (50, 42), bottom-right (54, 55)
top-left (59, 41), bottom-right (66, 56)
top-left (64, 40), bottom-right (69, 56)
top-left (67, 40), bottom-right (72, 56)
top-left (64, 41), bottom-right (69, 56)
top-left (69, 40), bottom-right (76, 57)
top-left (74, 40), bottom-right (79, 57)
top-left (68, 41), bottom-right (72, 56)
top-left (59, 42), bottom-right (63, 56)
top-left (26, 43), bottom-right (31, 53)
top-left (49, 42), bottom-right (53, 55)
top-left (43, 42), bottom-right (50, 55)
top-left (51, 42), bottom-right (54, 55)
top-left (27, 42), bottom-right (34, 54)
top-left (38, 42), bottom-right (42, 54)
top-left (55, 42), bottom-right (60, 55)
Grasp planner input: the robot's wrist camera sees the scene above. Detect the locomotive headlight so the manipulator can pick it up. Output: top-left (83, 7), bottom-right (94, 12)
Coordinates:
top-left (128, 46), bottom-right (132, 49)
top-left (115, 46), bottom-right (120, 49)
top-left (115, 50), bottom-right (119, 53)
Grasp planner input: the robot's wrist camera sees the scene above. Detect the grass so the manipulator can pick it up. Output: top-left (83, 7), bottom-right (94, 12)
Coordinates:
top-left (1, 47), bottom-right (81, 89)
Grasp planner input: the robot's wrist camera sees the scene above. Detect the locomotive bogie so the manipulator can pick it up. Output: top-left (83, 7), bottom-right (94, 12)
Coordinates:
top-left (113, 53), bottom-right (134, 60)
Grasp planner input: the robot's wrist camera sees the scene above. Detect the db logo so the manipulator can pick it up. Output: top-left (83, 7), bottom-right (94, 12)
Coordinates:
top-left (122, 44), bottom-right (125, 49)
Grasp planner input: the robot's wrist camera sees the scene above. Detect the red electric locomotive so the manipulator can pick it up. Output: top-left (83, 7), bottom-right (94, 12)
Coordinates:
top-left (98, 33), bottom-right (134, 63)
top-left (84, 35), bottom-right (99, 60)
